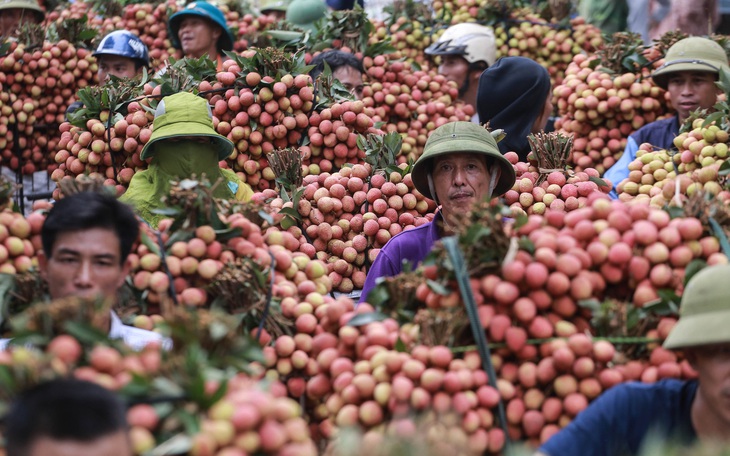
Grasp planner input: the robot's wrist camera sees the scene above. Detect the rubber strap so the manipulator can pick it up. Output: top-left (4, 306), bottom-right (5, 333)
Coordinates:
top-left (442, 236), bottom-right (512, 454)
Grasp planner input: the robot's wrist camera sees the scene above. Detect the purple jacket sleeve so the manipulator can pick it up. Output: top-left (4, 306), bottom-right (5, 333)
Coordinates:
top-left (359, 248), bottom-right (400, 304)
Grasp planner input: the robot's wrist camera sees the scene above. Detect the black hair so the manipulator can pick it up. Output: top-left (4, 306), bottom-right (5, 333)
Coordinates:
top-left (4, 378), bottom-right (129, 456)
top-left (41, 192), bottom-right (140, 264)
top-left (309, 50), bottom-right (364, 81)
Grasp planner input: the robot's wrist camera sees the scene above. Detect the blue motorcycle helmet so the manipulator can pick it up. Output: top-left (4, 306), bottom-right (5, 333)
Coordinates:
top-left (93, 30), bottom-right (150, 68)
top-left (168, 1), bottom-right (234, 52)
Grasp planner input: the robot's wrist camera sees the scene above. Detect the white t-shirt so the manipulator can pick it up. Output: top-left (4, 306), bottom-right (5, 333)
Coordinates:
top-left (0, 311), bottom-right (171, 352)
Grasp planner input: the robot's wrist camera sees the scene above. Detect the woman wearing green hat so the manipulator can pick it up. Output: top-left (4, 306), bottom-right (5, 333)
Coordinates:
top-left (359, 121), bottom-right (516, 303)
top-left (120, 92), bottom-right (253, 229)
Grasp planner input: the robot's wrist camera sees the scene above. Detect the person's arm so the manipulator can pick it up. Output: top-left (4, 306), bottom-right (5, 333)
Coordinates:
top-left (234, 180), bottom-right (254, 202)
top-left (651, 0), bottom-right (671, 26)
top-left (359, 249), bottom-right (400, 305)
top-left (603, 136), bottom-right (639, 199)
top-left (539, 385), bottom-right (633, 456)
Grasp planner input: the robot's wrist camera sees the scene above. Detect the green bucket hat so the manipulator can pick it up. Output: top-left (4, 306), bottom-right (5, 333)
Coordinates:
top-left (260, 0), bottom-right (291, 13)
top-left (652, 37), bottom-right (730, 90)
top-left (0, 0), bottom-right (44, 22)
top-left (412, 121), bottom-right (516, 201)
top-left (140, 92), bottom-right (233, 161)
top-left (663, 264), bottom-right (730, 350)
top-left (285, 0), bottom-right (327, 32)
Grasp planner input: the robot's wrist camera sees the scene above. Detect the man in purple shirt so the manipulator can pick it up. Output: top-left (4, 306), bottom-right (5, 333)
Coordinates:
top-left (360, 122), bottom-right (516, 303)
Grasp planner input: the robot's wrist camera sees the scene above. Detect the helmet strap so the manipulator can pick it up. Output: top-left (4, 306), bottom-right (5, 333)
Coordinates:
top-left (427, 172), bottom-right (439, 206)
top-left (487, 163), bottom-right (499, 200)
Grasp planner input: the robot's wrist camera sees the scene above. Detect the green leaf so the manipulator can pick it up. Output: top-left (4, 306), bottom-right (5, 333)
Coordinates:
top-left (683, 259), bottom-right (707, 287)
top-left (588, 176), bottom-right (609, 188)
top-left (346, 311), bottom-right (388, 327)
top-left (394, 337), bottom-right (407, 352)
top-left (63, 321), bottom-right (111, 344)
top-left (149, 434), bottom-right (193, 456)
top-left (140, 230), bottom-right (162, 257)
top-left (701, 111), bottom-right (724, 128)
top-left (720, 159), bottom-right (730, 177)
top-left (426, 279), bottom-right (450, 296)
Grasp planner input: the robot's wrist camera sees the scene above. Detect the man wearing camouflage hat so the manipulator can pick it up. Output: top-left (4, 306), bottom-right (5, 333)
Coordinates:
top-left (604, 36), bottom-right (730, 198)
top-left (539, 263), bottom-right (730, 455)
top-left (425, 23), bottom-right (497, 123)
top-left (0, 0), bottom-right (43, 37)
top-left (360, 121), bottom-right (516, 302)
top-left (259, 0), bottom-right (290, 21)
top-left (121, 92), bottom-right (253, 229)
top-left (168, 1), bottom-right (235, 70)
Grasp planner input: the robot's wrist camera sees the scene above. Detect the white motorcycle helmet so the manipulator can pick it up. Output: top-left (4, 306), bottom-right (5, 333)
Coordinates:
top-left (425, 23), bottom-right (497, 67)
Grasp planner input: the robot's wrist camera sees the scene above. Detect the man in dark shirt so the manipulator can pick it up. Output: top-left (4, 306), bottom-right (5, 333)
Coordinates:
top-left (539, 263), bottom-right (730, 455)
top-left (604, 36), bottom-right (730, 197)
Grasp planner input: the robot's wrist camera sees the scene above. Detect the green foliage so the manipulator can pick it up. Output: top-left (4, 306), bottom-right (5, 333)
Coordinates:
top-left (358, 131), bottom-right (403, 175)
top-left (46, 14), bottom-right (98, 48)
top-left (68, 72), bottom-right (148, 129)
top-left (226, 48), bottom-right (312, 81)
top-left (314, 61), bottom-right (357, 109)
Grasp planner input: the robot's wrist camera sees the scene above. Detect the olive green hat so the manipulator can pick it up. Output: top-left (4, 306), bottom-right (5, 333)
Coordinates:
top-left (260, 0), bottom-right (291, 13)
top-left (285, 0), bottom-right (327, 32)
top-left (652, 37), bottom-right (730, 90)
top-left (140, 92), bottom-right (233, 161)
top-left (663, 264), bottom-right (730, 350)
top-left (0, 0), bottom-right (44, 22)
top-left (412, 121), bottom-right (516, 201)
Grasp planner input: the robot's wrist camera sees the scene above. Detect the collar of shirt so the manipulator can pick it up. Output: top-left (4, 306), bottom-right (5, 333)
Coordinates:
top-left (108, 311), bottom-right (172, 351)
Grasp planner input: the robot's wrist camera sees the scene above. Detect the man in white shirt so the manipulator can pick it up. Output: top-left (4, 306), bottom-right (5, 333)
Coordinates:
top-left (2, 191), bottom-right (168, 350)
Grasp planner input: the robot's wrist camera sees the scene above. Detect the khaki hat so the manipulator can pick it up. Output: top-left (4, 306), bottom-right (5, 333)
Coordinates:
top-left (260, 0), bottom-right (290, 12)
top-left (0, 0), bottom-right (44, 22)
top-left (141, 92), bottom-right (233, 161)
top-left (412, 121), bottom-right (516, 201)
top-left (652, 37), bottom-right (730, 90)
top-left (663, 264), bottom-right (730, 350)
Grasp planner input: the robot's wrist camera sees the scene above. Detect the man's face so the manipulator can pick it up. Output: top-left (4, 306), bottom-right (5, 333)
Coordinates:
top-left (438, 54), bottom-right (470, 91)
top-left (666, 71), bottom-right (720, 122)
top-left (432, 152), bottom-right (497, 221)
top-left (333, 65), bottom-right (364, 100)
top-left (39, 227), bottom-right (129, 302)
top-left (688, 343), bottom-right (730, 428)
top-left (178, 16), bottom-right (221, 59)
top-left (97, 55), bottom-right (138, 83)
top-left (0, 8), bottom-right (38, 37)
top-left (29, 430), bottom-right (132, 456)
top-left (262, 9), bottom-right (286, 20)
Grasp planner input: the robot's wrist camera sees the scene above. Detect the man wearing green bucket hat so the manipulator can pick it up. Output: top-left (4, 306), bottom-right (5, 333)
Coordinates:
top-left (168, 1), bottom-right (235, 71)
top-left (539, 263), bottom-right (730, 455)
top-left (121, 92), bottom-right (253, 229)
top-left (0, 0), bottom-right (44, 37)
top-left (360, 121), bottom-right (516, 302)
top-left (260, 0), bottom-right (290, 20)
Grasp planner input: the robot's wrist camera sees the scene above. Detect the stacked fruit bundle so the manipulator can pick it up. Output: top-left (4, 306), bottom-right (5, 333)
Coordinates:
top-left (260, 159), bottom-right (436, 293)
top-left (554, 33), bottom-right (681, 174)
top-left (361, 54), bottom-right (472, 162)
top-left (502, 133), bottom-right (613, 214)
top-left (616, 112), bottom-right (730, 206)
top-left (0, 38), bottom-right (97, 174)
top-left (0, 295), bottom-right (317, 456)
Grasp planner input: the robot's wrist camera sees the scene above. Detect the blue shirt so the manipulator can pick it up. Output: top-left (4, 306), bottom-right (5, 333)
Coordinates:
top-left (540, 379), bottom-right (698, 456)
top-left (359, 212), bottom-right (442, 303)
top-left (604, 115), bottom-right (679, 199)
